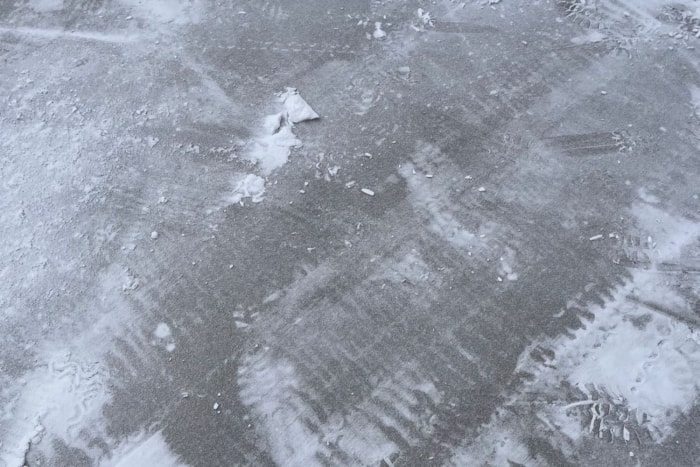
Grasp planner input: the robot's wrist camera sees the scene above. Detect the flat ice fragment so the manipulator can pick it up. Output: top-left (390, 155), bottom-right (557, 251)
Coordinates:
top-left (570, 30), bottom-right (607, 45)
top-left (373, 22), bottom-right (387, 39)
top-left (154, 323), bottom-right (171, 338)
top-left (279, 88), bottom-right (319, 124)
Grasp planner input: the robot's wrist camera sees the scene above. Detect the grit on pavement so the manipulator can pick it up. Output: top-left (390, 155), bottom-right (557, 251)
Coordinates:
top-left (2, 1), bottom-right (700, 466)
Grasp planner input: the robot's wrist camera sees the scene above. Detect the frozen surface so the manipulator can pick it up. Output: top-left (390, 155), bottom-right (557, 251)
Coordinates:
top-left (2, 0), bottom-right (700, 466)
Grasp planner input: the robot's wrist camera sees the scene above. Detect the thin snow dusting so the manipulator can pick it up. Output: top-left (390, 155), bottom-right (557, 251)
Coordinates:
top-left (238, 350), bottom-right (441, 465)
top-left (450, 421), bottom-right (543, 467)
top-left (238, 351), bottom-right (323, 466)
top-left (369, 250), bottom-right (433, 285)
top-left (399, 161), bottom-right (476, 250)
top-left (102, 430), bottom-right (188, 467)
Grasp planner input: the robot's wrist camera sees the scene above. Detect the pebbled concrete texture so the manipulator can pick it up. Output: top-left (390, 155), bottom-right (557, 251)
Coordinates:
top-left (1, 1), bottom-right (700, 466)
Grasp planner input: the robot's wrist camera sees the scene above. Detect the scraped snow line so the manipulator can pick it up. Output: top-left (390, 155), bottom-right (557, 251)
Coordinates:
top-left (0, 26), bottom-right (141, 43)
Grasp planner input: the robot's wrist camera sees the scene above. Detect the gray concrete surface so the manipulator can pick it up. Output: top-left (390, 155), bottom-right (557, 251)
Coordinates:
top-left (2, 0), bottom-right (700, 466)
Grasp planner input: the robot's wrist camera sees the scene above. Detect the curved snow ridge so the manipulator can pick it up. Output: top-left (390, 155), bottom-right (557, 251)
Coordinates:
top-left (0, 351), bottom-right (111, 467)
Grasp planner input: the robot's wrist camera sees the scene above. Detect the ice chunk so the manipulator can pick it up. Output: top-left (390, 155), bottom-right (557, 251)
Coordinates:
top-left (279, 88), bottom-right (319, 124)
top-left (373, 22), bottom-right (387, 39)
top-left (154, 323), bottom-right (171, 339)
top-left (228, 174), bottom-right (266, 204)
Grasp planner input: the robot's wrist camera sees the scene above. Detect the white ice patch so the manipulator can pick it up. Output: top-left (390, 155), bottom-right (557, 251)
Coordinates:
top-left (246, 112), bottom-right (300, 175)
top-left (631, 202), bottom-right (700, 259)
top-left (226, 174), bottom-right (266, 204)
top-left (570, 30), bottom-right (607, 45)
top-left (102, 430), bottom-right (188, 467)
